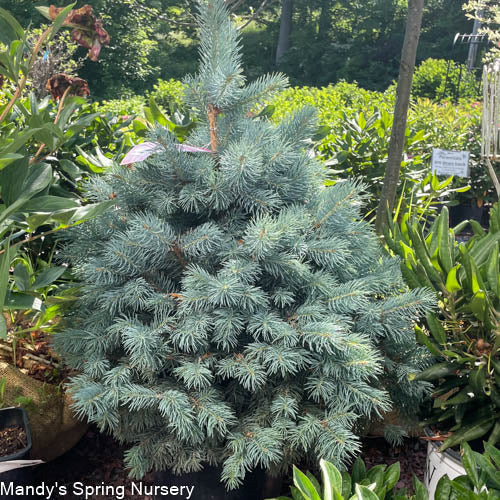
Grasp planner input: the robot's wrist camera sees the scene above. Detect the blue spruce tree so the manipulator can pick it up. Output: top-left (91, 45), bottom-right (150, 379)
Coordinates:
top-left (55, 0), bottom-right (434, 489)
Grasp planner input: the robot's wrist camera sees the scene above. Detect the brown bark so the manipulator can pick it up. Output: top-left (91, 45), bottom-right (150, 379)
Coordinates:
top-left (374, 0), bottom-right (424, 234)
top-left (208, 104), bottom-right (221, 153)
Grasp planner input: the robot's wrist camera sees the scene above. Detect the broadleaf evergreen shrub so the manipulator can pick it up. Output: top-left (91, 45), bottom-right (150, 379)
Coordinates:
top-left (56, 1), bottom-right (434, 488)
top-left (93, 78), bottom-right (484, 211)
top-left (411, 58), bottom-right (481, 101)
top-left (148, 78), bottom-right (186, 111)
top-left (266, 83), bottom-right (483, 211)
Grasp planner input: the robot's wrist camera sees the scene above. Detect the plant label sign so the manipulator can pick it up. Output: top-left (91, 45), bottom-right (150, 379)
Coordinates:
top-left (431, 148), bottom-right (470, 178)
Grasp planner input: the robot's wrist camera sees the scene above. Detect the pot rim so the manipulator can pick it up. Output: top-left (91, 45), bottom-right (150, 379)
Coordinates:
top-left (424, 426), bottom-right (462, 465)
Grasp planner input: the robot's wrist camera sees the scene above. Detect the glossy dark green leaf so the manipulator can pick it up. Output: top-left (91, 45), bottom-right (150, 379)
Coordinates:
top-left (0, 7), bottom-right (24, 39)
top-left (412, 476), bottom-right (428, 500)
top-left (0, 164), bottom-right (53, 224)
top-left (31, 266), bottom-right (67, 290)
top-left (21, 196), bottom-right (80, 213)
top-left (0, 156), bottom-right (29, 206)
top-left (13, 263), bottom-right (30, 291)
top-left (461, 442), bottom-right (480, 490)
top-left (435, 475), bottom-right (452, 500)
top-left (0, 153), bottom-right (24, 170)
top-left (352, 457), bottom-right (366, 484)
top-left (413, 362), bottom-right (457, 381)
top-left (58, 159), bottom-right (82, 180)
top-left (383, 462), bottom-right (400, 492)
top-left (293, 466), bottom-right (321, 500)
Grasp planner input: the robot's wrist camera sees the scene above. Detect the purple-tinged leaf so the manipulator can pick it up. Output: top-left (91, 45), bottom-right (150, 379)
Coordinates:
top-left (120, 142), bottom-right (163, 165)
top-left (120, 141), bottom-right (212, 166)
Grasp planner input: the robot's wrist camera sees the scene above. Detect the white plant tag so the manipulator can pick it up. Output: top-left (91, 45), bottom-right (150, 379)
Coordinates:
top-left (32, 298), bottom-right (43, 311)
top-left (431, 148), bottom-right (470, 177)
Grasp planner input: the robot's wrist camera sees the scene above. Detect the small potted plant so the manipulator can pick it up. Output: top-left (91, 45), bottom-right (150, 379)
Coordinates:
top-left (383, 203), bottom-right (500, 497)
top-left (0, 407), bottom-right (32, 463)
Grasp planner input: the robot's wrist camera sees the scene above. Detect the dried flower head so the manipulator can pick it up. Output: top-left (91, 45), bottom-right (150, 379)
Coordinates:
top-left (46, 73), bottom-right (90, 100)
top-left (48, 4), bottom-right (110, 61)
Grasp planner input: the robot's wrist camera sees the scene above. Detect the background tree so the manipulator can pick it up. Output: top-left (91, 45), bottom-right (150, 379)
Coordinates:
top-left (463, 0), bottom-right (500, 62)
top-left (0, 0), bottom-right (475, 98)
top-left (275, 0), bottom-right (293, 65)
top-left (375, 0), bottom-right (425, 233)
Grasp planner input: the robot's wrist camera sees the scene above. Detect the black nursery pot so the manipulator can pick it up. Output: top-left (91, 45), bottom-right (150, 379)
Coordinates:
top-left (449, 203), bottom-right (485, 227)
top-left (153, 465), bottom-right (279, 500)
top-left (0, 407), bottom-right (32, 461)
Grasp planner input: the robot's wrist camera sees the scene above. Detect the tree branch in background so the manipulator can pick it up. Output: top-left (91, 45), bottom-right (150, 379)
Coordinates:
top-left (133, 0), bottom-right (274, 30)
top-left (237, 0), bottom-right (271, 30)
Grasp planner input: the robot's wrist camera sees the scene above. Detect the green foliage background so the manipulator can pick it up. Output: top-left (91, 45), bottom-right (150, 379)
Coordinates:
top-left (0, 0), bottom-right (478, 100)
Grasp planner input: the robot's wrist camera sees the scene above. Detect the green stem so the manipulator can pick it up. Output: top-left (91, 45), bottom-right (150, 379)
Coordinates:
top-left (0, 226), bottom-right (68, 256)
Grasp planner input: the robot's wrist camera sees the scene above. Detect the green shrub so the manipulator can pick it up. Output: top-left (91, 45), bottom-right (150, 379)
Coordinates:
top-left (148, 78), bottom-right (186, 111)
top-left (55, 0), bottom-right (433, 487)
top-left (385, 204), bottom-right (500, 451)
top-left (409, 98), bottom-right (489, 205)
top-left (412, 58), bottom-right (480, 101)
top-left (267, 81), bottom-right (394, 125)
top-left (96, 79), bottom-right (186, 120)
top-left (98, 95), bottom-right (146, 116)
top-left (265, 82), bottom-right (483, 214)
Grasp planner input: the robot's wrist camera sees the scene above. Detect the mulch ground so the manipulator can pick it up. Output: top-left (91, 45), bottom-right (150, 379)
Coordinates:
top-left (15, 427), bottom-right (427, 499)
top-left (0, 426), bottom-right (27, 457)
top-left (361, 436), bottom-right (427, 492)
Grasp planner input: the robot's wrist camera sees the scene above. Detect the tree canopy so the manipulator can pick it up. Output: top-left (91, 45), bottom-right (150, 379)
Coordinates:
top-left (0, 0), bottom-right (474, 99)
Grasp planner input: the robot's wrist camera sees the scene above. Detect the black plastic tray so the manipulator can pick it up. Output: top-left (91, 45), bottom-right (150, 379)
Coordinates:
top-left (0, 407), bottom-right (32, 461)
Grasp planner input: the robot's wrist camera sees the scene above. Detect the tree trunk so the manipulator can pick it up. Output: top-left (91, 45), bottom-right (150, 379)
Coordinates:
top-left (317, 0), bottom-right (331, 42)
top-left (275, 0), bottom-right (293, 65)
top-left (374, 0), bottom-right (424, 234)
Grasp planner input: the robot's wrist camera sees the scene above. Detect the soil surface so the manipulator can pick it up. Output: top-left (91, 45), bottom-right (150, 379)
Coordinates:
top-left (7, 427), bottom-right (427, 499)
top-left (0, 425), bottom-right (27, 457)
top-left (361, 436), bottom-right (427, 493)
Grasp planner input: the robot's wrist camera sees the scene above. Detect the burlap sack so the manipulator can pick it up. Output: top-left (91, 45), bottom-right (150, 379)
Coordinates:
top-left (0, 361), bottom-right (88, 461)
top-left (363, 409), bottom-right (422, 438)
